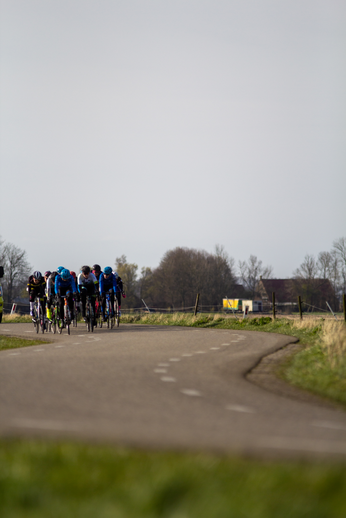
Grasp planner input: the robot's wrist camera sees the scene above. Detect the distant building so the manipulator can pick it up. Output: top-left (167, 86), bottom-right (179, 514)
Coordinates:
top-left (257, 278), bottom-right (338, 312)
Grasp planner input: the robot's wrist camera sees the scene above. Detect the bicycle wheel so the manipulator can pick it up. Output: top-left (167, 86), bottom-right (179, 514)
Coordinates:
top-left (115, 299), bottom-right (120, 328)
top-left (90, 308), bottom-right (94, 333)
top-left (86, 300), bottom-right (90, 332)
top-left (52, 308), bottom-right (57, 334)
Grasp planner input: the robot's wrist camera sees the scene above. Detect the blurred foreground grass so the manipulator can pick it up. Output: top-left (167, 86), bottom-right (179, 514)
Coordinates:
top-left (1, 439), bottom-right (346, 518)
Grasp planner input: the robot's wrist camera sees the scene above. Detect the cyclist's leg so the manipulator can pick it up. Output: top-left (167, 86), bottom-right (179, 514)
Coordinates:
top-left (110, 291), bottom-right (115, 316)
top-left (80, 289), bottom-right (87, 319)
top-left (116, 292), bottom-right (121, 315)
top-left (101, 292), bottom-right (107, 320)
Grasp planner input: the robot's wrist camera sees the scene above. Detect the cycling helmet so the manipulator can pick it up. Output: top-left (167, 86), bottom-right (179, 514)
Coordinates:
top-left (92, 264), bottom-right (101, 273)
top-left (81, 265), bottom-right (91, 275)
top-left (44, 270), bottom-right (51, 278)
top-left (57, 266), bottom-right (65, 274)
top-left (61, 268), bottom-right (70, 281)
top-left (70, 271), bottom-right (76, 279)
top-left (33, 271), bottom-right (42, 280)
top-left (104, 266), bottom-right (112, 275)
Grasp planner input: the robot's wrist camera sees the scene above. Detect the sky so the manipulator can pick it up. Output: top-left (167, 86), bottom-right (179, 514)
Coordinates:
top-left (0, 0), bottom-right (345, 279)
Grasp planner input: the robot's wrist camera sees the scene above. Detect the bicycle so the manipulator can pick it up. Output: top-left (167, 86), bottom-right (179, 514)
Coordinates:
top-left (85, 294), bottom-right (95, 333)
top-left (72, 295), bottom-right (79, 328)
top-left (95, 294), bottom-right (102, 328)
top-left (58, 292), bottom-right (72, 335)
top-left (100, 290), bottom-right (115, 329)
top-left (114, 295), bottom-right (120, 328)
top-left (32, 296), bottom-right (45, 334)
top-left (47, 300), bottom-right (58, 334)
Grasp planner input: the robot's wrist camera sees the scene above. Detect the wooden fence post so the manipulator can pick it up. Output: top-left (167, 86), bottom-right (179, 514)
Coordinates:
top-left (194, 293), bottom-right (200, 316)
top-left (272, 292), bottom-right (276, 319)
top-left (298, 296), bottom-right (303, 320)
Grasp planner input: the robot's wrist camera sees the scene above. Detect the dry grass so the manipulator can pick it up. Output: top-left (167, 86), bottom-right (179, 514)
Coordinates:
top-left (320, 320), bottom-right (346, 368)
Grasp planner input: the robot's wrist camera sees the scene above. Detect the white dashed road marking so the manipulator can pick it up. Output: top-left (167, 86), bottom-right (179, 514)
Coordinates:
top-left (182, 353), bottom-right (193, 357)
top-left (312, 421), bottom-right (346, 431)
top-left (154, 369), bottom-right (167, 373)
top-left (169, 358), bottom-right (180, 362)
top-left (181, 389), bottom-right (202, 397)
top-left (226, 404), bottom-right (256, 413)
top-left (8, 352), bottom-right (21, 356)
top-left (210, 347), bottom-right (220, 350)
top-left (161, 377), bottom-right (176, 382)
top-left (158, 363), bottom-right (169, 367)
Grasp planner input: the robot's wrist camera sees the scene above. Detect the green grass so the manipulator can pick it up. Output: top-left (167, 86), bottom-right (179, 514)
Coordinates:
top-left (0, 335), bottom-right (49, 351)
top-left (1, 439), bottom-right (346, 518)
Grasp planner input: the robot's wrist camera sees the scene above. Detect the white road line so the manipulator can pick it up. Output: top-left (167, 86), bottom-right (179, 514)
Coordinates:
top-left (73, 343), bottom-right (81, 345)
top-left (226, 404), bottom-right (256, 413)
top-left (181, 389), bottom-right (202, 397)
top-left (231, 340), bottom-right (239, 342)
top-left (154, 369), bottom-right (167, 373)
top-left (195, 351), bottom-right (206, 354)
top-left (161, 377), bottom-right (176, 382)
top-left (158, 363), bottom-right (170, 367)
top-left (1, 329), bottom-right (11, 331)
top-left (182, 353), bottom-right (193, 357)
top-left (169, 358), bottom-right (180, 362)
top-left (221, 343), bottom-right (230, 346)
top-left (55, 345), bottom-right (65, 348)
top-left (312, 421), bottom-right (346, 431)
top-left (210, 347), bottom-right (220, 350)
top-left (25, 331), bottom-right (34, 333)
top-left (34, 349), bottom-right (45, 352)
top-left (8, 352), bottom-right (21, 356)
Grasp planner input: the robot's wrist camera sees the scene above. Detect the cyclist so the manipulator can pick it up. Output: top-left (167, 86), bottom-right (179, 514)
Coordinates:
top-left (77, 265), bottom-right (97, 324)
top-left (113, 270), bottom-right (125, 316)
top-left (27, 271), bottom-right (46, 320)
top-left (92, 264), bottom-right (102, 290)
top-left (55, 268), bottom-right (77, 324)
top-left (99, 266), bottom-right (117, 321)
top-left (91, 264), bottom-right (102, 322)
top-left (46, 270), bottom-right (58, 321)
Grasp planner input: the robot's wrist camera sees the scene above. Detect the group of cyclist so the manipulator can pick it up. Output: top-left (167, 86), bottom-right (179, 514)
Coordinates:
top-left (27, 264), bottom-right (125, 326)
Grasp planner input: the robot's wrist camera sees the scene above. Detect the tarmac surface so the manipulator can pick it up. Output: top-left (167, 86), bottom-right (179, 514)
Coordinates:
top-left (1, 322), bottom-right (346, 460)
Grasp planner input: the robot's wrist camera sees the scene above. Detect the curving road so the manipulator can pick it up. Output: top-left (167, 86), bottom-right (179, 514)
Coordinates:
top-left (1, 323), bottom-right (346, 459)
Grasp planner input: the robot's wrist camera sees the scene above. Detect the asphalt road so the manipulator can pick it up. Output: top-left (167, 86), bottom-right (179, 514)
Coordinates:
top-left (1, 322), bottom-right (346, 460)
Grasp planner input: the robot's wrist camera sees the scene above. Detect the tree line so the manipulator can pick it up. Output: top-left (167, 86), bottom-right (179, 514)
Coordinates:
top-left (0, 236), bottom-right (31, 305)
top-left (1, 235), bottom-right (345, 311)
top-left (116, 238), bottom-right (346, 311)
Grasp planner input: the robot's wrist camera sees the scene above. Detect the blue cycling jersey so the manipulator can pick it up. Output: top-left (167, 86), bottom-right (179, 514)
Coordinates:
top-left (99, 272), bottom-right (117, 293)
top-left (55, 274), bottom-right (76, 294)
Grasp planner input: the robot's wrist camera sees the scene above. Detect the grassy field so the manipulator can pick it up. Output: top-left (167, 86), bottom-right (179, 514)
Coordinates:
top-left (1, 440), bottom-right (346, 518)
top-left (1, 312), bottom-right (346, 517)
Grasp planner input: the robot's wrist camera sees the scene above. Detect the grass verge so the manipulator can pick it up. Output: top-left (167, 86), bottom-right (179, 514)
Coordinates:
top-left (0, 335), bottom-right (49, 351)
top-left (1, 439), bottom-right (346, 518)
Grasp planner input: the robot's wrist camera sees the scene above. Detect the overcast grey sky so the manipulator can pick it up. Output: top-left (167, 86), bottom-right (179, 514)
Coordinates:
top-left (1, 0), bottom-right (345, 277)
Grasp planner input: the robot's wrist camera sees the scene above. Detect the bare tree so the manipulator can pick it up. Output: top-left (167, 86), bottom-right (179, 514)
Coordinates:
top-left (1, 242), bottom-right (31, 304)
top-left (317, 251), bottom-right (333, 279)
top-left (293, 254), bottom-right (318, 280)
top-left (238, 255), bottom-right (273, 298)
top-left (332, 237), bottom-right (346, 294)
